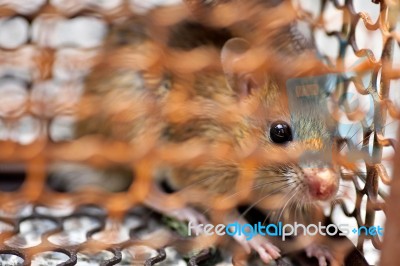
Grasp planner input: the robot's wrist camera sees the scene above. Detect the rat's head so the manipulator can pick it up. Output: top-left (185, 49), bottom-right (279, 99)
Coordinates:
top-left (221, 38), bottom-right (340, 206)
top-left (257, 101), bottom-right (340, 205)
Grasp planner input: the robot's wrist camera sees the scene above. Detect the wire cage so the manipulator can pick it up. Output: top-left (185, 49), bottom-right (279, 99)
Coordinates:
top-left (0, 0), bottom-right (399, 265)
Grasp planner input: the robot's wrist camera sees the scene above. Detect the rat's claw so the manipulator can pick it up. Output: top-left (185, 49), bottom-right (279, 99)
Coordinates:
top-left (234, 234), bottom-right (281, 263)
top-left (250, 236), bottom-right (281, 261)
top-left (306, 244), bottom-right (335, 266)
top-left (259, 241), bottom-right (281, 259)
top-left (166, 207), bottom-right (208, 234)
top-left (233, 234), bottom-right (251, 254)
top-left (258, 251), bottom-right (272, 264)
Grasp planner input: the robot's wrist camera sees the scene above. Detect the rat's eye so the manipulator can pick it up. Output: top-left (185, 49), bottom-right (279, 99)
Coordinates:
top-left (269, 121), bottom-right (293, 144)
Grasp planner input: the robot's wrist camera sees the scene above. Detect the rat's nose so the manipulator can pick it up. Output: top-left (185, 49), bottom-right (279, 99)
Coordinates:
top-left (303, 168), bottom-right (338, 201)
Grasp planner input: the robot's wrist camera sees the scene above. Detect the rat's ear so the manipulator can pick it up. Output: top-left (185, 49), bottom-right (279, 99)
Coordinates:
top-left (221, 38), bottom-right (264, 99)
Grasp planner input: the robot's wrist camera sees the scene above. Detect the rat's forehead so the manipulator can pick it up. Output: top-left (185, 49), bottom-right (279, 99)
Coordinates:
top-left (259, 79), bottom-right (290, 119)
top-left (286, 74), bottom-right (337, 143)
top-left (259, 74), bottom-right (337, 131)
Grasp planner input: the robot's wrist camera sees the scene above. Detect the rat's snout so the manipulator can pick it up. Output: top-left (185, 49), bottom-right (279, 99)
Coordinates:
top-left (303, 168), bottom-right (338, 201)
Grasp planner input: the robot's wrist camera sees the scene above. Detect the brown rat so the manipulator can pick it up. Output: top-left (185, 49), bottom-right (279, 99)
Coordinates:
top-left (49, 8), bottom-right (340, 266)
top-left (162, 36), bottom-right (340, 265)
top-left (161, 8), bottom-right (340, 263)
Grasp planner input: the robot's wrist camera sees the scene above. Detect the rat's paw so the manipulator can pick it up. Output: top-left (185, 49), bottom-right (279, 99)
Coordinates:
top-left (306, 244), bottom-right (336, 266)
top-left (234, 234), bottom-right (281, 264)
top-left (165, 207), bottom-right (208, 234)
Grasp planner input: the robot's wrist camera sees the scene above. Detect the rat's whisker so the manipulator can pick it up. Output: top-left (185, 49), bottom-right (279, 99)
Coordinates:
top-left (339, 125), bottom-right (363, 152)
top-left (342, 122), bottom-right (355, 142)
top-left (201, 181), bottom-right (295, 216)
top-left (275, 186), bottom-right (300, 223)
top-left (237, 181), bottom-right (298, 220)
top-left (338, 117), bottom-right (393, 152)
top-left (223, 178), bottom-right (291, 201)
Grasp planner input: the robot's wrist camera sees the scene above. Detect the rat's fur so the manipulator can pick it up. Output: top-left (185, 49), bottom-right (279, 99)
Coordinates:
top-left (49, 4), bottom-right (340, 264)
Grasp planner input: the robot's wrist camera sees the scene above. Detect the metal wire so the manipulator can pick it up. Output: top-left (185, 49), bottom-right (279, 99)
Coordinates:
top-left (0, 0), bottom-right (399, 265)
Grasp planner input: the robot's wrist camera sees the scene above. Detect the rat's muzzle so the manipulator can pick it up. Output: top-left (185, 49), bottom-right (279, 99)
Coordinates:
top-left (303, 167), bottom-right (338, 201)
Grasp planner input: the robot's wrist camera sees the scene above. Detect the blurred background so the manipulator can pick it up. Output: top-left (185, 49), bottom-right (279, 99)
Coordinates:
top-left (0, 0), bottom-right (399, 265)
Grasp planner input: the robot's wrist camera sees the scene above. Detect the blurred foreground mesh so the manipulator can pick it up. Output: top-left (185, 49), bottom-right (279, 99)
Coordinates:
top-left (0, 0), bottom-right (399, 265)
